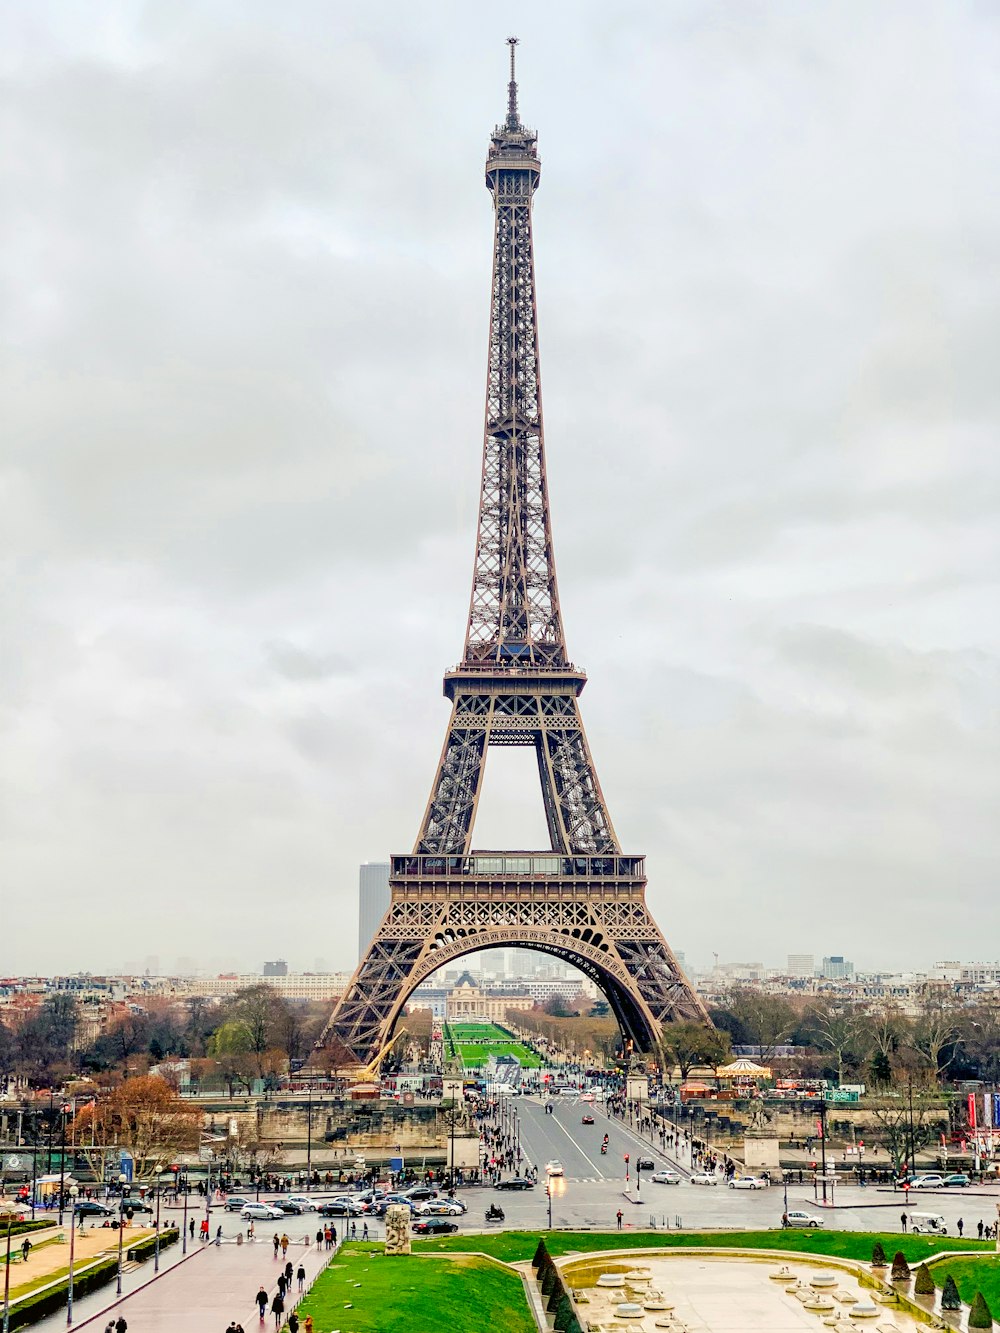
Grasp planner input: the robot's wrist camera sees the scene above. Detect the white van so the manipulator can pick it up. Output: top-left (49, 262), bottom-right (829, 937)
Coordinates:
top-left (910, 1212), bottom-right (947, 1235)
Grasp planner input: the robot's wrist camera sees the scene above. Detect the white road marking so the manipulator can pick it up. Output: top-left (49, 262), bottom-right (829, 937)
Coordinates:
top-left (546, 1110), bottom-right (609, 1178)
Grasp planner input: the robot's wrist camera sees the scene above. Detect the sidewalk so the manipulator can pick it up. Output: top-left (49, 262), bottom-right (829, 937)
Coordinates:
top-left (28, 1236), bottom-right (332, 1333)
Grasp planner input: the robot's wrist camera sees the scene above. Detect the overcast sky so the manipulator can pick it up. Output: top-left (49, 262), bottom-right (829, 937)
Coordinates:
top-left (2, 2), bottom-right (998, 979)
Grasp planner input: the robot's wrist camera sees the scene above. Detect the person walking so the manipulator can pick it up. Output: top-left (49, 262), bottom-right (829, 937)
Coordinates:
top-left (287, 1314), bottom-right (299, 1333)
top-left (280, 1233), bottom-right (290, 1259)
top-left (957, 1218), bottom-right (964, 1237)
top-left (273, 1233), bottom-right (280, 1259)
top-left (978, 1220), bottom-right (985, 1240)
top-left (276, 1273), bottom-right (287, 1300)
top-left (270, 1292), bottom-right (285, 1329)
top-left (297, 1263), bottom-right (306, 1294)
top-left (255, 1286), bottom-right (268, 1321)
top-left (362, 1222), bottom-right (369, 1241)
top-left (315, 1227), bottom-right (323, 1248)
top-left (331, 1224), bottom-right (338, 1247)
top-left (284, 1260), bottom-right (293, 1291)
top-left (616, 1209), bottom-right (623, 1231)
top-left (900, 1212), bottom-right (908, 1233)
top-left (20, 1238), bottom-right (31, 1263)
top-left (115, 1318), bottom-right (128, 1333)
top-left (189, 1216), bottom-right (196, 1241)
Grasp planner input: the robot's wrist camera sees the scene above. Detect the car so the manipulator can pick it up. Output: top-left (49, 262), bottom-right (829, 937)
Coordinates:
top-left (785, 1210), bottom-right (824, 1228)
top-left (581, 1114), bottom-right (595, 1125)
top-left (122, 1199), bottom-right (153, 1215)
top-left (729, 1176), bottom-right (767, 1190)
top-left (545, 1161), bottom-right (564, 1177)
top-left (286, 1195), bottom-right (317, 1210)
top-left (274, 1200), bottom-right (304, 1214)
top-left (241, 1202), bottom-right (285, 1220)
top-left (411, 1217), bottom-right (459, 1235)
top-left (650, 1171), bottom-right (682, 1185)
top-left (910, 1174), bottom-right (945, 1189)
top-left (403, 1186), bottom-right (439, 1202)
top-left (944, 1173), bottom-right (971, 1188)
top-left (636, 1158), bottom-right (656, 1172)
top-left (495, 1176), bottom-right (534, 1191)
top-left (318, 1199), bottom-right (365, 1217)
top-left (74, 1200), bottom-right (114, 1218)
top-left (224, 1196), bottom-right (250, 1213)
top-left (416, 1199), bottom-right (466, 1216)
top-left (689, 1172), bottom-right (719, 1186)
top-left (580, 1091), bottom-right (595, 1102)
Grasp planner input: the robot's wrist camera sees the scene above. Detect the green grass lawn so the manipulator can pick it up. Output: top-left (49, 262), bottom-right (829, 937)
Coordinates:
top-left (443, 1020), bottom-right (542, 1070)
top-left (930, 1256), bottom-right (1000, 1315)
top-left (298, 1243), bottom-right (534, 1333)
top-left (415, 1228), bottom-right (997, 1266)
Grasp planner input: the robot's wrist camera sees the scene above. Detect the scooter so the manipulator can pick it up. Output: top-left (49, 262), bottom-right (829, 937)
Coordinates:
top-left (600, 1144), bottom-right (607, 1155)
top-left (485, 1205), bottom-right (505, 1223)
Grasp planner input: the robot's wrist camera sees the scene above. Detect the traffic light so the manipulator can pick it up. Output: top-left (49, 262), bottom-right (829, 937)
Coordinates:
top-left (624, 1154), bottom-right (630, 1163)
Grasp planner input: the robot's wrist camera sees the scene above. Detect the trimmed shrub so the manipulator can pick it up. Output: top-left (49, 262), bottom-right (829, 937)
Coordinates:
top-left (554, 1292), bottom-right (574, 1331)
top-left (7, 1255), bottom-right (119, 1332)
top-left (890, 1251), bottom-right (911, 1281)
top-left (547, 1275), bottom-right (566, 1312)
top-left (871, 1241), bottom-right (887, 1266)
top-left (941, 1275), bottom-right (962, 1311)
top-left (126, 1227), bottom-right (179, 1263)
top-left (913, 1263), bottom-right (934, 1296)
top-left (531, 1238), bottom-right (547, 1270)
top-left (541, 1265), bottom-right (556, 1297)
top-left (969, 1291), bottom-right (994, 1329)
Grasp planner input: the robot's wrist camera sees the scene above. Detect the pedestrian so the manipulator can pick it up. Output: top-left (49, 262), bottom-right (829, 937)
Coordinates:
top-left (362, 1222), bottom-right (369, 1241)
top-left (331, 1224), bottom-right (338, 1246)
top-left (288, 1315), bottom-right (299, 1333)
top-left (315, 1228), bottom-right (323, 1248)
top-left (900, 1212), bottom-right (908, 1233)
top-left (216, 1225), bottom-right (223, 1243)
top-left (200, 1217), bottom-right (210, 1243)
top-left (273, 1233), bottom-right (280, 1258)
top-left (255, 1286), bottom-right (268, 1320)
top-left (978, 1220), bottom-right (985, 1240)
top-left (284, 1261), bottom-right (293, 1289)
top-left (957, 1218), bottom-right (964, 1237)
top-left (304, 1318), bottom-right (313, 1333)
top-left (350, 1221), bottom-right (357, 1239)
top-left (616, 1209), bottom-right (623, 1231)
top-left (297, 1264), bottom-right (306, 1293)
top-left (277, 1273), bottom-right (287, 1299)
top-left (270, 1293), bottom-right (284, 1328)
top-left (189, 1216), bottom-right (195, 1241)
top-left (281, 1233), bottom-right (290, 1258)
top-left (20, 1238), bottom-right (30, 1262)
top-left (115, 1318), bottom-right (128, 1333)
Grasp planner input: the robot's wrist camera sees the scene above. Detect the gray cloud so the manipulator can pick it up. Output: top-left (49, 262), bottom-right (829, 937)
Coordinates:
top-left (1, 1), bottom-right (998, 976)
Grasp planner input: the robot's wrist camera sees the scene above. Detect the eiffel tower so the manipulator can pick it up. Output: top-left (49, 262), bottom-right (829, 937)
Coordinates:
top-left (322, 40), bottom-right (707, 1070)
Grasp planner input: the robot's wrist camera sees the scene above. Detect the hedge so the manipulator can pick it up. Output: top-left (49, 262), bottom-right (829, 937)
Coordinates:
top-left (126, 1228), bottom-right (179, 1263)
top-left (7, 1256), bottom-right (119, 1332)
top-left (533, 1239), bottom-right (585, 1333)
top-left (2, 1221), bottom-right (53, 1241)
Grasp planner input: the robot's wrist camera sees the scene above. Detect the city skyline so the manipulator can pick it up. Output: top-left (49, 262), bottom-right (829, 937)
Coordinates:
top-left (3, 4), bottom-right (998, 977)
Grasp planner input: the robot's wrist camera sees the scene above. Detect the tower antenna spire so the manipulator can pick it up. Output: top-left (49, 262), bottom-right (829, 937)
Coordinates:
top-left (506, 35), bottom-right (520, 127)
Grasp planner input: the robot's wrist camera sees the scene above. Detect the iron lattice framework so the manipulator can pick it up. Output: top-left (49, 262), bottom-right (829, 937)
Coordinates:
top-left (322, 41), bottom-right (708, 1069)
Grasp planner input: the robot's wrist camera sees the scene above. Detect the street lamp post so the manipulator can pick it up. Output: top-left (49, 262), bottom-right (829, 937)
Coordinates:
top-left (2, 1200), bottom-right (17, 1333)
top-left (153, 1165), bottom-right (163, 1273)
top-left (546, 1182), bottom-right (552, 1230)
top-left (305, 1085), bottom-right (313, 1194)
top-left (181, 1176), bottom-right (188, 1255)
top-left (115, 1173), bottom-right (127, 1296)
top-left (819, 1100), bottom-right (829, 1205)
top-left (66, 1185), bottom-right (79, 1325)
top-left (57, 1106), bottom-right (68, 1226)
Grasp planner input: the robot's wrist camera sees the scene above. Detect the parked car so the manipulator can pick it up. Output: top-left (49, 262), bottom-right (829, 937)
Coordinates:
top-left (651, 1171), bottom-right (682, 1185)
top-left (785, 1210), bottom-right (824, 1228)
top-left (495, 1177), bottom-right (534, 1191)
top-left (636, 1158), bottom-right (656, 1172)
top-left (910, 1174), bottom-right (946, 1190)
top-left (944, 1174), bottom-right (971, 1188)
top-left (411, 1217), bottom-right (459, 1235)
top-left (729, 1176), bottom-right (767, 1190)
top-left (689, 1172), bottom-right (719, 1186)
top-left (224, 1197), bottom-right (250, 1213)
top-left (403, 1186), bottom-right (439, 1202)
top-left (416, 1199), bottom-right (466, 1217)
top-left (318, 1199), bottom-right (365, 1217)
top-left (545, 1161), bottom-right (564, 1177)
top-left (241, 1203), bottom-right (285, 1220)
top-left (74, 1200), bottom-right (114, 1218)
